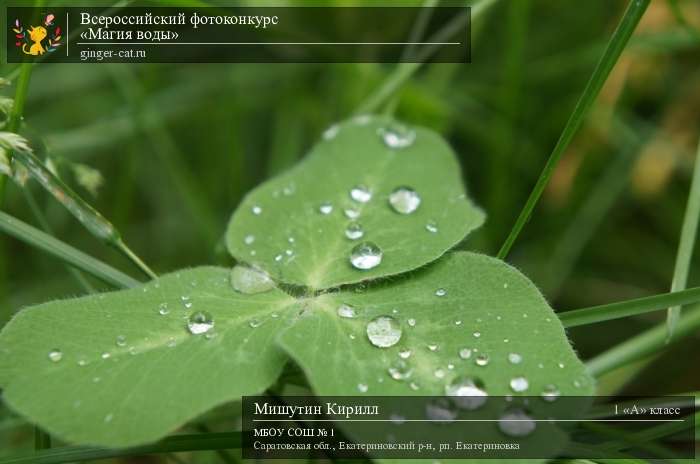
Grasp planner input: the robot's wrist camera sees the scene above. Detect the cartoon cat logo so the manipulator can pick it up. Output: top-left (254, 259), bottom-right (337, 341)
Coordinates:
top-left (13, 13), bottom-right (61, 56)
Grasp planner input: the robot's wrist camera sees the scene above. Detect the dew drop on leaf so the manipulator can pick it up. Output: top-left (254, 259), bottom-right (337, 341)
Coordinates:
top-left (244, 234), bottom-right (255, 245)
top-left (344, 207), bottom-right (360, 219)
top-left (323, 124), bottom-right (340, 140)
top-left (337, 304), bottom-right (358, 319)
top-left (158, 303), bottom-right (169, 316)
top-left (379, 123), bottom-right (416, 149)
top-left (434, 368), bottom-right (446, 379)
top-left (357, 383), bottom-right (368, 393)
top-left (425, 398), bottom-right (457, 422)
top-left (350, 185), bottom-right (372, 203)
top-left (473, 331), bottom-right (481, 338)
top-left (427, 343), bottom-right (439, 352)
top-left (435, 288), bottom-right (447, 297)
top-left (507, 353), bottom-right (522, 364)
top-left (345, 222), bottom-right (364, 240)
top-left (475, 353), bottom-right (489, 366)
top-left (48, 349), bottom-right (62, 363)
top-left (407, 318), bottom-right (416, 327)
top-left (509, 376), bottom-right (529, 392)
top-left (398, 348), bottom-right (412, 359)
top-left (115, 335), bottom-right (126, 347)
top-left (230, 265), bottom-right (275, 294)
top-left (458, 348), bottom-right (472, 359)
top-left (248, 318), bottom-right (262, 328)
top-left (389, 186), bottom-right (421, 214)
top-left (251, 205), bottom-right (262, 215)
top-left (498, 408), bottom-right (536, 437)
top-left (366, 316), bottom-right (402, 348)
top-left (318, 202), bottom-right (333, 215)
top-left (388, 359), bottom-right (413, 380)
top-left (445, 376), bottom-right (488, 410)
top-left (350, 241), bottom-right (383, 270)
top-left (187, 311), bottom-right (214, 335)
top-left (541, 384), bottom-right (560, 402)
top-left (426, 220), bottom-right (438, 233)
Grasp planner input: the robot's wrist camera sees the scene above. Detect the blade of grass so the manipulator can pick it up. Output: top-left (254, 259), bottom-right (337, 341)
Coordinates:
top-left (354, 0), bottom-right (499, 115)
top-left (586, 305), bottom-right (700, 377)
top-left (0, 132), bottom-right (156, 279)
top-left (34, 427), bottom-right (51, 450)
top-left (0, 432), bottom-right (241, 464)
top-left (0, 210), bottom-right (140, 289)
top-left (666, 135), bottom-right (700, 339)
top-left (560, 286), bottom-right (700, 328)
top-left (497, 0), bottom-right (650, 259)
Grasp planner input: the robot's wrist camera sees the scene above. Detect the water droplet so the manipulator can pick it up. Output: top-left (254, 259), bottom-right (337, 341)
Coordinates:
top-left (558, 362), bottom-right (565, 369)
top-left (409, 382), bottom-right (420, 391)
top-left (167, 337), bottom-right (177, 348)
top-left (357, 383), bottom-right (368, 393)
top-left (426, 398), bottom-right (457, 422)
top-left (445, 376), bottom-right (488, 410)
top-left (435, 288), bottom-right (447, 297)
top-left (344, 208), bottom-right (360, 219)
top-left (434, 368), bottom-right (446, 379)
top-left (345, 222), bottom-right (364, 240)
top-left (248, 318), bottom-right (262, 328)
top-left (459, 348), bottom-right (472, 359)
top-left (337, 304), bottom-right (358, 319)
top-left (510, 376), bottom-right (529, 392)
top-left (187, 311), bottom-right (214, 335)
top-left (379, 123), bottom-right (416, 149)
top-left (473, 331), bottom-right (481, 338)
top-left (541, 385), bottom-right (560, 402)
top-left (508, 353), bottom-right (522, 364)
top-left (115, 335), bottom-right (127, 347)
top-left (77, 359), bottom-right (88, 367)
top-left (366, 316), bottom-right (402, 348)
top-left (407, 318), bottom-right (416, 327)
top-left (274, 254), bottom-right (283, 262)
top-left (158, 303), bottom-right (169, 315)
top-left (319, 202), bottom-right (333, 215)
top-left (454, 320), bottom-right (462, 326)
top-left (398, 348), bottom-right (412, 359)
top-left (427, 343), bottom-right (439, 352)
top-left (389, 186), bottom-right (421, 214)
top-left (323, 124), bottom-right (340, 140)
top-left (252, 205), bottom-right (262, 215)
top-left (101, 352), bottom-right (111, 360)
top-left (475, 354), bottom-right (489, 366)
top-left (499, 408), bottom-right (536, 437)
top-left (104, 413), bottom-right (114, 423)
top-left (244, 234), bottom-right (255, 245)
top-left (350, 242), bottom-right (383, 270)
top-left (350, 185), bottom-right (372, 203)
top-left (388, 359), bottom-right (413, 380)
top-left (48, 349), bottom-right (62, 363)
top-left (231, 265), bottom-right (275, 294)
top-left (426, 221), bottom-right (438, 233)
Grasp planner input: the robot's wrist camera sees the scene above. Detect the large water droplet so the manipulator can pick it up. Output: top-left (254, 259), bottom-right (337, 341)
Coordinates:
top-left (388, 359), bottom-right (413, 380)
top-left (445, 376), bottom-right (488, 410)
top-left (350, 242), bottom-right (383, 270)
top-left (187, 311), bottom-right (214, 335)
top-left (366, 316), bottom-right (402, 348)
top-left (389, 187), bottom-right (421, 214)
top-left (230, 265), bottom-right (275, 294)
top-left (498, 408), bottom-right (536, 437)
top-left (345, 222), bottom-right (364, 240)
top-left (379, 124), bottom-right (416, 149)
top-left (509, 376), bottom-right (529, 392)
top-left (337, 304), bottom-right (358, 319)
top-left (350, 185), bottom-right (372, 203)
top-left (319, 202), bottom-right (333, 215)
top-left (48, 349), bottom-right (63, 363)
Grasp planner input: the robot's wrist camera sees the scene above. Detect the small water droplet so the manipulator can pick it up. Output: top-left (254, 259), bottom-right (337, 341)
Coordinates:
top-left (104, 413), bottom-right (114, 423)
top-left (252, 205), bottom-right (262, 215)
top-left (244, 234), bottom-right (255, 245)
top-left (167, 337), bottom-right (177, 348)
top-left (350, 242), bottom-right (383, 270)
top-left (101, 352), bottom-right (111, 360)
top-left (319, 202), bottom-right (333, 215)
top-left (541, 385), bottom-right (560, 402)
top-left (231, 265), bottom-right (275, 294)
top-left (409, 381), bottom-right (420, 391)
top-left (445, 376), bottom-right (488, 410)
top-left (558, 362), bottom-right (565, 369)
top-left (398, 348), bottom-right (412, 359)
top-left (379, 123), bottom-right (416, 149)
top-left (426, 221), bottom-right (438, 233)
top-left (475, 354), bottom-right (489, 366)
top-left (510, 376), bottom-right (529, 392)
top-left (434, 368), bottom-right (446, 379)
top-left (454, 320), bottom-right (462, 326)
top-left (77, 359), bottom-right (88, 367)
top-left (508, 353), bottom-right (522, 364)
top-left (337, 304), bottom-right (358, 319)
top-left (158, 303), bottom-right (170, 315)
top-left (407, 318), bottom-right (416, 327)
top-left (274, 254), bottom-right (283, 262)
top-left (344, 208), bottom-right (360, 219)
top-left (48, 349), bottom-right (63, 363)
top-left (345, 222), bottom-right (365, 240)
top-left (323, 124), bottom-right (340, 140)
top-left (499, 408), bottom-right (536, 437)
top-left (388, 359), bottom-right (413, 380)
top-left (427, 343), bottom-right (439, 352)
top-left (357, 383), bottom-right (368, 393)
top-left (389, 186), bottom-right (421, 214)
top-left (115, 335), bottom-right (127, 347)
top-left (366, 316), bottom-right (402, 348)
top-left (459, 348), bottom-right (472, 359)
top-left (249, 318), bottom-right (262, 328)
top-left (350, 185), bottom-right (372, 203)
top-left (187, 311), bottom-right (214, 335)
top-left (435, 288), bottom-right (447, 297)
top-left (473, 331), bottom-right (481, 338)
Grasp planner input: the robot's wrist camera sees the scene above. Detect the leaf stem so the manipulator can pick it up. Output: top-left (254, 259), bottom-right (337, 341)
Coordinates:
top-left (586, 305), bottom-right (700, 378)
top-left (497, 0), bottom-right (650, 259)
top-left (559, 286), bottom-right (700, 328)
top-left (666, 135), bottom-right (700, 339)
top-left (0, 210), bottom-right (140, 289)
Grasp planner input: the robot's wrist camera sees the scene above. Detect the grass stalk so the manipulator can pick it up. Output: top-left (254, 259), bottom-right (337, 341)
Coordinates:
top-left (0, 210), bottom-right (140, 289)
top-left (559, 286), bottom-right (700, 328)
top-left (586, 305), bottom-right (700, 378)
top-left (34, 427), bottom-right (51, 450)
top-left (497, 0), bottom-right (650, 259)
top-left (666, 135), bottom-right (700, 339)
